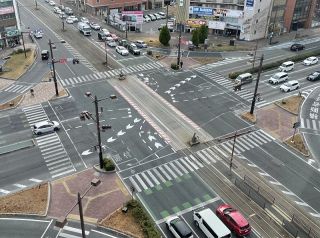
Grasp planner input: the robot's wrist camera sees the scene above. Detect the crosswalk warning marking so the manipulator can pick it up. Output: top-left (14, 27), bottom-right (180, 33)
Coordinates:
top-left (179, 158), bottom-right (194, 172)
top-left (141, 172), bottom-right (154, 188)
top-left (170, 162), bottom-right (183, 177)
top-left (189, 154), bottom-right (204, 168)
top-left (196, 151), bottom-right (211, 164)
top-left (152, 168), bottom-right (166, 183)
top-left (174, 160), bottom-right (189, 174)
top-left (201, 149), bottom-right (216, 163)
top-left (164, 164), bottom-right (177, 179)
top-left (135, 174), bottom-right (148, 190)
top-left (158, 165), bottom-right (172, 180)
top-left (147, 170), bottom-right (160, 185)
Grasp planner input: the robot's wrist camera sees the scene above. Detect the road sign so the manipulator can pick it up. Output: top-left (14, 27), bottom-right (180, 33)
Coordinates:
top-left (59, 58), bottom-right (67, 64)
top-left (293, 121), bottom-right (301, 128)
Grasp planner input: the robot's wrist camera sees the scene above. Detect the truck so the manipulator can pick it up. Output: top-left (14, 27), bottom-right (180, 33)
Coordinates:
top-left (78, 22), bottom-right (91, 36)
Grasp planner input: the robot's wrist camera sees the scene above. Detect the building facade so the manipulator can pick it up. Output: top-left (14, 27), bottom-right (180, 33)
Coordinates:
top-left (0, 0), bottom-right (20, 48)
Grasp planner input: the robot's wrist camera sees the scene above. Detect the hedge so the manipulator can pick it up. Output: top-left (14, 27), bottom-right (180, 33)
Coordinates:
top-left (171, 63), bottom-right (179, 70)
top-left (126, 199), bottom-right (161, 238)
top-left (103, 158), bottom-right (115, 171)
top-left (229, 48), bottom-right (320, 79)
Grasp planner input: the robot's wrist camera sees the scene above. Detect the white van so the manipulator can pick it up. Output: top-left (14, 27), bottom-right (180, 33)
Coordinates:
top-left (234, 73), bottom-right (253, 85)
top-left (194, 208), bottom-right (231, 238)
top-left (279, 61), bottom-right (294, 72)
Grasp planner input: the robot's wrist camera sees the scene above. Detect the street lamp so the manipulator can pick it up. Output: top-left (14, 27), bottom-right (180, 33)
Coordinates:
top-left (81, 92), bottom-right (117, 169)
top-left (48, 39), bottom-right (66, 96)
top-left (177, 22), bottom-right (182, 68)
top-left (55, 178), bottom-right (101, 238)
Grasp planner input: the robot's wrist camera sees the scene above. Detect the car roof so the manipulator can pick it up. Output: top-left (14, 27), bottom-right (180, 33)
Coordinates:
top-left (288, 80), bottom-right (298, 84)
top-left (275, 72), bottom-right (287, 76)
top-left (227, 210), bottom-right (249, 227)
top-left (34, 120), bottom-right (52, 127)
top-left (170, 217), bottom-right (192, 236)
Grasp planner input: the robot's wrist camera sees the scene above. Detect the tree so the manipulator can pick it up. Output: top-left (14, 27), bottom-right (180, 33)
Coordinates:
top-left (199, 25), bottom-right (208, 44)
top-left (192, 29), bottom-right (200, 47)
top-left (159, 26), bottom-right (171, 46)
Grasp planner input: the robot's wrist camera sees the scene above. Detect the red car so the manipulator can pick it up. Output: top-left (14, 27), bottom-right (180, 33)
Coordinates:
top-left (216, 204), bottom-right (251, 236)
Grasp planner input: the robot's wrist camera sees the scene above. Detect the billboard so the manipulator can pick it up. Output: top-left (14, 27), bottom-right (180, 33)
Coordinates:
top-left (0, 6), bottom-right (14, 15)
top-left (208, 21), bottom-right (226, 30)
top-left (186, 19), bottom-right (207, 28)
top-left (121, 11), bottom-right (143, 24)
top-left (189, 6), bottom-right (213, 16)
top-left (246, 0), bottom-right (254, 8)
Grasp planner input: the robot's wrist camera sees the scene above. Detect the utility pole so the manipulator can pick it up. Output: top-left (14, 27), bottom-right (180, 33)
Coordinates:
top-left (177, 22), bottom-right (182, 67)
top-left (104, 40), bottom-right (108, 66)
top-left (252, 40), bottom-right (258, 69)
top-left (165, 1), bottom-right (169, 26)
top-left (49, 39), bottom-right (59, 96)
top-left (20, 32), bottom-right (27, 58)
top-left (78, 192), bottom-right (86, 238)
top-left (125, 21), bottom-right (128, 39)
top-left (250, 54), bottom-right (264, 114)
top-left (94, 95), bottom-right (104, 169)
top-left (230, 131), bottom-right (237, 173)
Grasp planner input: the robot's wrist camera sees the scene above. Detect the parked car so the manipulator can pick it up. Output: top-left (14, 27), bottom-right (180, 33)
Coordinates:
top-left (116, 46), bottom-right (129, 56)
top-left (59, 13), bottom-right (67, 19)
top-left (53, 7), bottom-right (60, 13)
top-left (148, 14), bottom-right (156, 21)
top-left (166, 216), bottom-right (193, 238)
top-left (65, 7), bottom-right (73, 15)
top-left (216, 204), bottom-right (251, 237)
top-left (90, 22), bottom-right (101, 30)
top-left (32, 120), bottom-right (60, 135)
top-left (158, 12), bottom-right (167, 19)
top-left (303, 56), bottom-right (318, 66)
top-left (268, 72), bottom-right (288, 84)
top-left (49, 1), bottom-right (55, 6)
top-left (45, 0), bottom-right (50, 2)
top-left (128, 43), bottom-right (141, 55)
top-left (69, 15), bottom-right (78, 22)
top-left (188, 42), bottom-right (195, 50)
top-left (307, 71), bottom-right (320, 81)
top-left (66, 17), bottom-right (74, 24)
top-left (290, 43), bottom-right (305, 51)
top-left (154, 13), bottom-right (162, 20)
top-left (80, 17), bottom-right (89, 24)
top-left (58, 5), bottom-right (65, 11)
top-left (280, 80), bottom-right (300, 92)
top-left (111, 34), bottom-right (119, 41)
top-left (101, 28), bottom-right (110, 35)
top-left (135, 40), bottom-right (147, 48)
top-left (107, 40), bottom-right (117, 47)
top-left (144, 15), bottom-right (151, 22)
top-left (118, 39), bottom-right (129, 47)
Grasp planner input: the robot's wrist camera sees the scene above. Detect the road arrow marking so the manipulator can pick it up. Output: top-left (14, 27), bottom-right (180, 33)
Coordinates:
top-left (107, 137), bottom-right (116, 143)
top-left (117, 130), bottom-right (126, 136)
top-left (81, 149), bottom-right (93, 156)
top-left (126, 124), bottom-right (134, 129)
top-left (148, 135), bottom-right (156, 141)
top-left (134, 118), bottom-right (141, 123)
top-left (154, 142), bottom-right (163, 148)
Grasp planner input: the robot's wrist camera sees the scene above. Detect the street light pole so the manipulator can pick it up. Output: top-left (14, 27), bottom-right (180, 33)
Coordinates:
top-left (104, 40), bottom-right (108, 65)
top-left (230, 131), bottom-right (237, 173)
top-left (49, 39), bottom-right (59, 96)
top-left (125, 21), bottom-right (128, 39)
top-left (20, 32), bottom-right (27, 58)
top-left (78, 192), bottom-right (86, 238)
top-left (250, 54), bottom-right (264, 114)
top-left (94, 95), bottom-right (104, 169)
top-left (177, 22), bottom-right (182, 67)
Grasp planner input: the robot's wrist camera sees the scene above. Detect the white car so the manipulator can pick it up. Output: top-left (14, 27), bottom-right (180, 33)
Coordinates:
top-left (157, 12), bottom-right (167, 19)
top-left (154, 13), bottom-right (162, 20)
top-left (101, 28), bottom-right (110, 35)
top-left (33, 120), bottom-right (60, 135)
top-left (49, 1), bottom-right (55, 6)
top-left (107, 40), bottom-right (117, 47)
top-left (280, 80), bottom-right (300, 92)
top-left (80, 17), bottom-right (89, 24)
top-left (69, 15), bottom-right (78, 22)
top-left (143, 16), bottom-right (151, 22)
top-left (90, 22), bottom-right (101, 30)
top-left (135, 40), bottom-right (147, 48)
top-left (166, 216), bottom-right (193, 238)
top-left (116, 46), bottom-right (129, 56)
top-left (268, 72), bottom-right (288, 84)
top-left (66, 17), bottom-right (74, 24)
top-left (303, 56), bottom-right (318, 66)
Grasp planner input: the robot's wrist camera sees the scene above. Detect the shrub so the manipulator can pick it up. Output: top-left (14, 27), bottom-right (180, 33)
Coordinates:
top-left (229, 72), bottom-right (242, 79)
top-left (192, 29), bottom-right (200, 47)
top-left (103, 158), bottom-right (115, 171)
top-left (147, 50), bottom-right (152, 55)
top-left (159, 26), bottom-right (171, 46)
top-left (171, 63), bottom-right (179, 70)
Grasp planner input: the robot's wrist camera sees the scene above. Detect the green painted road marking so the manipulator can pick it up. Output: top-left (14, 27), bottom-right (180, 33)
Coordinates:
top-left (144, 188), bottom-right (153, 195)
top-left (203, 194), bottom-right (212, 201)
top-left (182, 202), bottom-right (192, 209)
top-left (194, 198), bottom-right (202, 205)
top-left (183, 174), bottom-right (191, 179)
top-left (155, 184), bottom-right (163, 191)
top-left (160, 210), bottom-right (170, 219)
top-left (164, 181), bottom-right (173, 187)
top-left (172, 206), bottom-right (180, 213)
top-left (175, 177), bottom-right (182, 183)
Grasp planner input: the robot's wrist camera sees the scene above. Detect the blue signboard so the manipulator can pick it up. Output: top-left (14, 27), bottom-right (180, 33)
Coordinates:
top-left (189, 6), bottom-right (213, 16)
top-left (246, 0), bottom-right (254, 7)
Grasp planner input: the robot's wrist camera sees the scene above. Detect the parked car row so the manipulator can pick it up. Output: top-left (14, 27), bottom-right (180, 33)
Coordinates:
top-left (144, 12), bottom-right (166, 22)
top-left (166, 205), bottom-right (251, 238)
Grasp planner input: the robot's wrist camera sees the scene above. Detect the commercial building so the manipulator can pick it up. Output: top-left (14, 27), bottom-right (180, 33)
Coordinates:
top-left (0, 0), bottom-right (20, 48)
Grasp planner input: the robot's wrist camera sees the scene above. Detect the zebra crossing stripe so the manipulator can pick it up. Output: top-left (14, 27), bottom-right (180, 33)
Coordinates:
top-left (47, 158), bottom-right (69, 166)
top-left (147, 170), bottom-right (160, 185)
top-left (246, 134), bottom-right (259, 147)
top-left (48, 161), bottom-right (71, 170)
top-left (152, 168), bottom-right (166, 183)
top-left (14, 184), bottom-right (27, 188)
top-left (134, 174), bottom-right (148, 190)
top-left (141, 172), bottom-right (154, 188)
top-left (250, 132), bottom-right (267, 144)
top-left (169, 162), bottom-right (183, 176)
top-left (93, 73), bottom-right (99, 79)
top-left (0, 189), bottom-right (10, 194)
top-left (196, 151), bottom-right (211, 164)
top-left (201, 149), bottom-right (216, 163)
top-left (238, 137), bottom-right (254, 149)
top-left (179, 158), bottom-right (194, 172)
top-left (225, 142), bottom-right (241, 154)
top-left (51, 168), bottom-right (75, 178)
top-left (164, 164), bottom-right (177, 179)
top-left (189, 154), bottom-right (204, 168)
top-left (159, 165), bottom-right (172, 180)
top-left (221, 143), bottom-right (232, 154)
top-left (29, 178), bottom-right (42, 183)
top-left (214, 145), bottom-right (228, 158)
top-left (206, 148), bottom-right (221, 161)
top-left (174, 160), bottom-right (189, 174)
top-left (301, 118), bottom-right (305, 128)
top-left (108, 70), bottom-right (115, 76)
top-left (258, 130), bottom-right (273, 141)
top-left (185, 156), bottom-right (199, 170)
top-left (236, 138), bottom-right (251, 151)
top-left (129, 177), bottom-right (141, 193)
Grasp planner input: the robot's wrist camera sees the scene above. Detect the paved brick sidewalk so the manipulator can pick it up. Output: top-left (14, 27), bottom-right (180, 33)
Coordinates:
top-left (47, 168), bottom-right (130, 222)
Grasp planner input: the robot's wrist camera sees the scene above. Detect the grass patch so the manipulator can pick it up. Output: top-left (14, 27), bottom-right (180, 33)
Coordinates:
top-left (285, 133), bottom-right (309, 156)
top-left (241, 111), bottom-right (256, 123)
top-left (0, 183), bottom-right (48, 215)
top-left (191, 57), bottom-right (221, 65)
top-left (0, 49), bottom-right (35, 80)
top-left (0, 95), bottom-right (23, 110)
top-left (275, 95), bottom-right (304, 115)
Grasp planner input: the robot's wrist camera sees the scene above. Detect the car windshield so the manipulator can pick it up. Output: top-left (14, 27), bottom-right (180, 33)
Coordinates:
top-left (283, 82), bottom-right (291, 86)
top-left (273, 74), bottom-right (280, 79)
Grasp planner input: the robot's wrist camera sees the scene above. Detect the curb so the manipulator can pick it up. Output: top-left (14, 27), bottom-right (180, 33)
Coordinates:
top-left (283, 135), bottom-right (310, 157)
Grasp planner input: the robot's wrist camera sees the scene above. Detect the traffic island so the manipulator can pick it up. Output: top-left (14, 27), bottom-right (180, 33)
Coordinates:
top-left (274, 95), bottom-right (304, 115)
top-left (0, 183), bottom-right (49, 216)
top-left (285, 133), bottom-right (309, 157)
top-left (241, 111), bottom-right (256, 123)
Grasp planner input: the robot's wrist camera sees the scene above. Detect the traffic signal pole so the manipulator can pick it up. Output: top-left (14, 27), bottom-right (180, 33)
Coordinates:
top-left (250, 54), bottom-right (264, 115)
top-left (49, 39), bottom-right (59, 96)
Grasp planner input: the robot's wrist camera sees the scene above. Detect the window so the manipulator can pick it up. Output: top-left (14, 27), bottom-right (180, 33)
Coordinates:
top-left (203, 220), bottom-right (218, 238)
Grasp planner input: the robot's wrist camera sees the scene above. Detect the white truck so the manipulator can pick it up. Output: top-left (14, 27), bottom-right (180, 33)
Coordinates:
top-left (77, 22), bottom-right (91, 36)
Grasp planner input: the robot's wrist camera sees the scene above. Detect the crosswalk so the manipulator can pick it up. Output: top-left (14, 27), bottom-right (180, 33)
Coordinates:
top-left (0, 178), bottom-right (43, 196)
top-left (194, 68), bottom-right (268, 107)
top-left (3, 83), bottom-right (31, 93)
top-left (35, 133), bottom-right (75, 179)
top-left (128, 129), bottom-right (274, 193)
top-left (22, 104), bottom-right (48, 126)
top-left (300, 117), bottom-right (320, 131)
top-left (57, 225), bottom-right (90, 238)
top-left (196, 57), bottom-right (250, 69)
top-left (266, 36), bottom-right (320, 50)
top-left (60, 62), bottom-right (163, 87)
